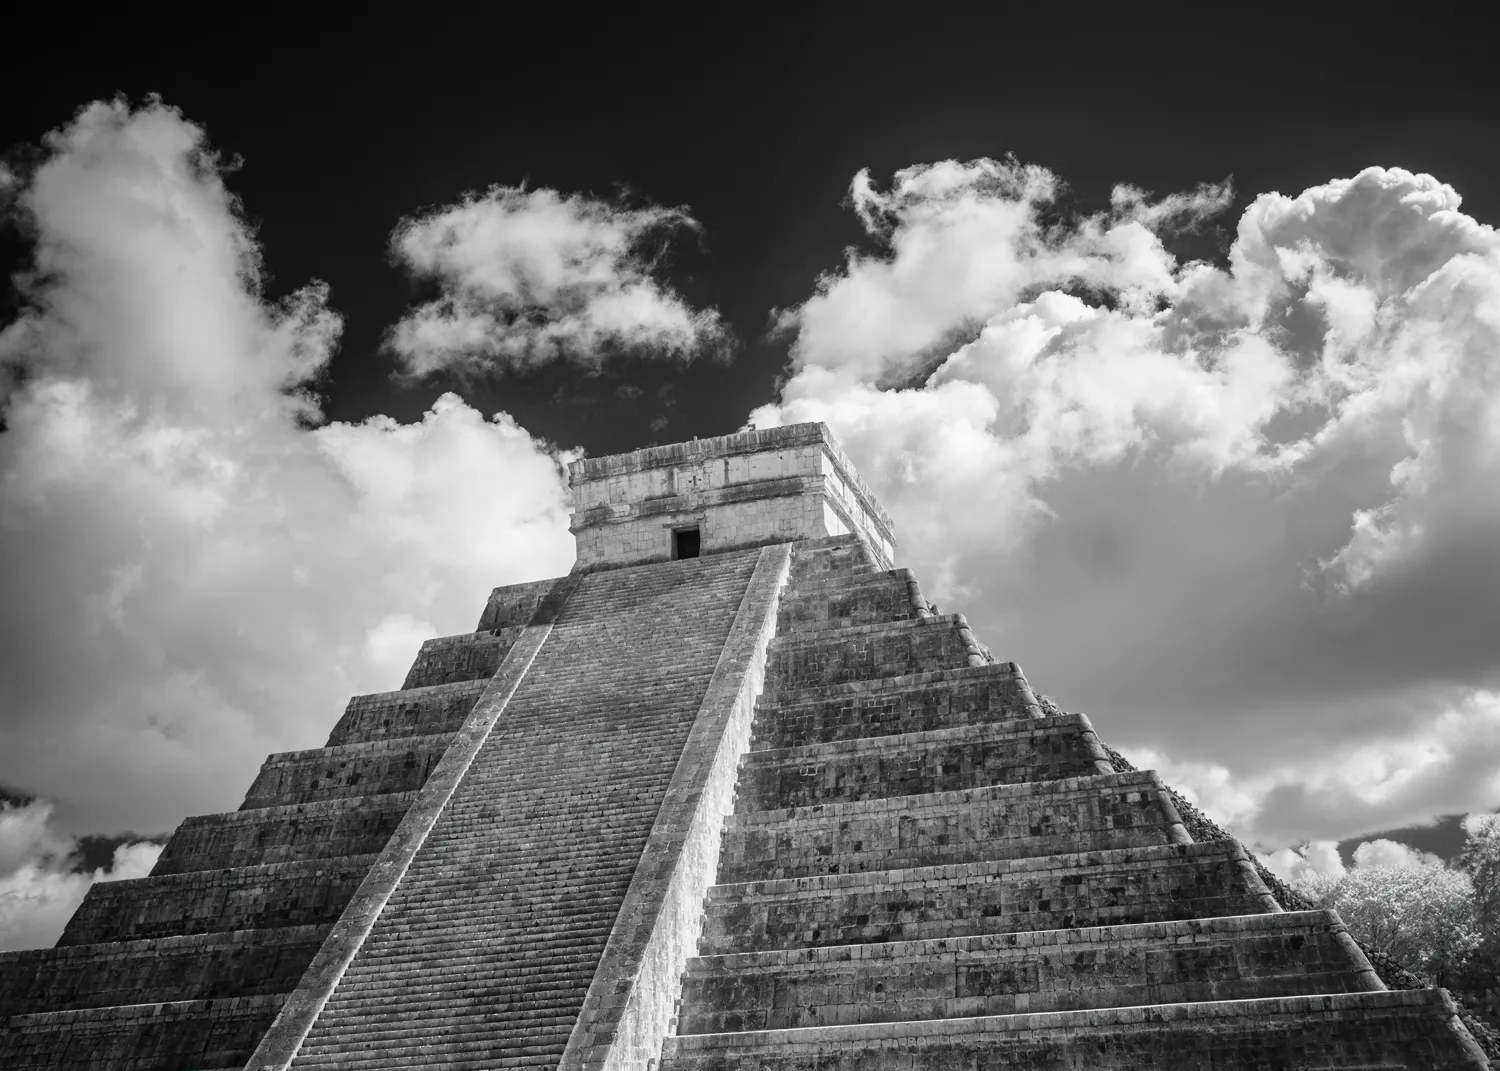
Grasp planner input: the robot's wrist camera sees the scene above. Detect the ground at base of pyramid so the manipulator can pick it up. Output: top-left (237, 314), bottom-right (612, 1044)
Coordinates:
top-left (1, 422), bottom-right (1491, 1070)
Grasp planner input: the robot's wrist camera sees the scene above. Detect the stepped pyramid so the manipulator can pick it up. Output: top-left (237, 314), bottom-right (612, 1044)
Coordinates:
top-left (0, 422), bottom-right (1489, 1069)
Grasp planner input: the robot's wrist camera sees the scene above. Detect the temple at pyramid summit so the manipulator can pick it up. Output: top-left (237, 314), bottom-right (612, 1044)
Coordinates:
top-left (0, 421), bottom-right (1491, 1069)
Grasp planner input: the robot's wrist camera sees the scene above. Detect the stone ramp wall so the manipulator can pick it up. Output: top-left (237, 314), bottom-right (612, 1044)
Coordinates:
top-left (284, 548), bottom-right (765, 1069)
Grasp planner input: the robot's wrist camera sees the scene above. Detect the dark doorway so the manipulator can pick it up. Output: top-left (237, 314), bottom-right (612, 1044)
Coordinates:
top-left (673, 526), bottom-right (701, 560)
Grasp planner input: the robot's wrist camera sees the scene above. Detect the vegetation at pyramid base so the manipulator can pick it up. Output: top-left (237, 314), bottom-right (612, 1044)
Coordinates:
top-left (1033, 691), bottom-right (1500, 1062)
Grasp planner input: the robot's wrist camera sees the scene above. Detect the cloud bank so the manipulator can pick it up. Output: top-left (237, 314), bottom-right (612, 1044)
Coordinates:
top-left (753, 158), bottom-right (1500, 851)
top-left (388, 186), bottom-right (727, 377)
top-left (0, 799), bottom-right (161, 951)
top-left (0, 99), bottom-right (575, 946)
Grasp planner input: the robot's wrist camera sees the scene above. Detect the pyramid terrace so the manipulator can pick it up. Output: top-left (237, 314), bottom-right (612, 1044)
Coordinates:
top-left (0, 422), bottom-right (1488, 1069)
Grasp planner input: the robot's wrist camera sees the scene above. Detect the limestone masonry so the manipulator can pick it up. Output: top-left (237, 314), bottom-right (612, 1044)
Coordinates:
top-left (0, 421), bottom-right (1489, 1069)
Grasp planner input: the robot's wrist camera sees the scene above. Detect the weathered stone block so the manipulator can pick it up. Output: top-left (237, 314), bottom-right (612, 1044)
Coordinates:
top-left (765, 616), bottom-right (983, 695)
top-left (660, 989), bottom-right (1490, 1070)
top-left (400, 628), bottom-right (521, 689)
top-left (0, 994), bottom-right (287, 1069)
top-left (698, 842), bottom-right (1279, 954)
top-left (240, 734), bottom-right (455, 809)
top-left (717, 771), bottom-right (1189, 882)
top-left (751, 663), bottom-right (1041, 750)
top-left (568, 424), bottom-right (895, 572)
top-left (324, 680), bottom-right (486, 746)
top-left (0, 925), bottom-right (330, 1014)
top-left (59, 855), bottom-right (378, 946)
top-left (152, 793), bottom-right (416, 875)
top-left (735, 715), bottom-right (1110, 810)
top-left (474, 576), bottom-right (563, 632)
top-left (775, 569), bottom-right (923, 634)
top-left (678, 911), bottom-right (1381, 1033)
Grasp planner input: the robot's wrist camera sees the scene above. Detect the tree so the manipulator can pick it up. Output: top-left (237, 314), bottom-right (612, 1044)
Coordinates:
top-left (1456, 814), bottom-right (1500, 995)
top-left (1462, 814), bottom-right (1500, 936)
top-left (1297, 861), bottom-right (1480, 987)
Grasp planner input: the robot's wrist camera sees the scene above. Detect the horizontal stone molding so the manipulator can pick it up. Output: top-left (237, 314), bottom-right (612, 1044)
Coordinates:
top-left (661, 988), bottom-right (1490, 1070)
top-left (718, 771), bottom-right (1192, 881)
top-left (325, 679), bottom-right (487, 746)
top-left (59, 855), bottom-right (381, 945)
top-left (700, 841), bottom-right (1282, 954)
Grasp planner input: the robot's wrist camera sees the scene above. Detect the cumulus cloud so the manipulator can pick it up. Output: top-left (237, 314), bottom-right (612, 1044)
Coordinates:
top-left (1352, 838), bottom-right (1443, 869)
top-left (1261, 840), bottom-right (1347, 885)
top-left (0, 800), bottom-right (160, 951)
top-left (388, 186), bottom-right (727, 376)
top-left (752, 159), bottom-right (1500, 850)
top-left (1259, 837), bottom-right (1442, 886)
top-left (0, 99), bottom-right (576, 946)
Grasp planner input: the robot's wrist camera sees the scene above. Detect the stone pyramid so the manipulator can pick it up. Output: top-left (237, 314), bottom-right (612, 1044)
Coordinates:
top-left (0, 422), bottom-right (1488, 1069)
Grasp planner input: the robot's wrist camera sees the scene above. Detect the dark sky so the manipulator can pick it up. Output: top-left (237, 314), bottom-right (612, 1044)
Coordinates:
top-left (6, 11), bottom-right (1497, 456)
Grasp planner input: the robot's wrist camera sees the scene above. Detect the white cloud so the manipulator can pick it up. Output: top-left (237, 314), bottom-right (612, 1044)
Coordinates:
top-left (1259, 837), bottom-right (1443, 905)
top-left (0, 800), bottom-right (161, 951)
top-left (0, 99), bottom-right (576, 950)
top-left (1261, 840), bottom-right (1346, 884)
top-left (753, 159), bottom-right (1500, 848)
top-left (363, 614), bottom-right (437, 683)
top-left (388, 186), bottom-right (726, 376)
top-left (1352, 838), bottom-right (1442, 869)
top-left (1463, 812), bottom-right (1499, 836)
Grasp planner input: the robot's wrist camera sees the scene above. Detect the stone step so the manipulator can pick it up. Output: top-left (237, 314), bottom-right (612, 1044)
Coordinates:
top-left (473, 575), bottom-right (565, 631)
top-left (309, 976), bottom-right (598, 1015)
top-left (332, 942), bottom-right (611, 979)
top-left (787, 536), bottom-right (877, 585)
top-left (751, 663), bottom-right (1042, 750)
top-left (699, 841), bottom-right (1280, 954)
top-left (0, 993), bottom-right (286, 1069)
top-left (764, 615), bottom-right (988, 697)
top-left (776, 569), bottom-right (928, 633)
top-left (58, 854), bottom-right (379, 945)
top-left (400, 627), bottom-right (523, 689)
top-left (659, 989), bottom-right (1489, 1070)
top-left (297, 1035), bottom-right (574, 1063)
top-left (288, 548), bottom-right (769, 1064)
top-left (735, 714), bottom-right (1113, 811)
top-left (677, 910), bottom-right (1380, 1033)
top-left (239, 733), bottom-right (456, 809)
top-left (152, 792), bottom-right (417, 875)
top-left (716, 771), bottom-right (1189, 882)
top-left (324, 678), bottom-right (487, 747)
top-left (0, 924), bottom-right (329, 1014)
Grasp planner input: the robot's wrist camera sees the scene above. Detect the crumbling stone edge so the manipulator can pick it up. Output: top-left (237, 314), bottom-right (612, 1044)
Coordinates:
top-left (1033, 693), bottom-right (1500, 1062)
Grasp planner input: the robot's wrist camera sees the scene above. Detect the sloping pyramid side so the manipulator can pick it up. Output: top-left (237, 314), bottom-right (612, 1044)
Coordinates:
top-left (0, 572), bottom-right (563, 1067)
top-left (661, 536), bottom-right (1491, 1070)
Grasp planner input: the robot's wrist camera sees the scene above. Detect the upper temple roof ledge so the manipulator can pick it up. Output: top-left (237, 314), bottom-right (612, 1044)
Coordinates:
top-left (566, 422), bottom-right (895, 573)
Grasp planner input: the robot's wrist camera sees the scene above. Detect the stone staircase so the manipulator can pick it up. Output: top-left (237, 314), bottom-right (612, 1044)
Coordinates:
top-left (285, 548), bottom-right (765, 1068)
top-left (1, 525), bottom-right (1489, 1068)
top-left (662, 538), bottom-right (1488, 1070)
top-left (0, 581), bottom-right (553, 1068)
